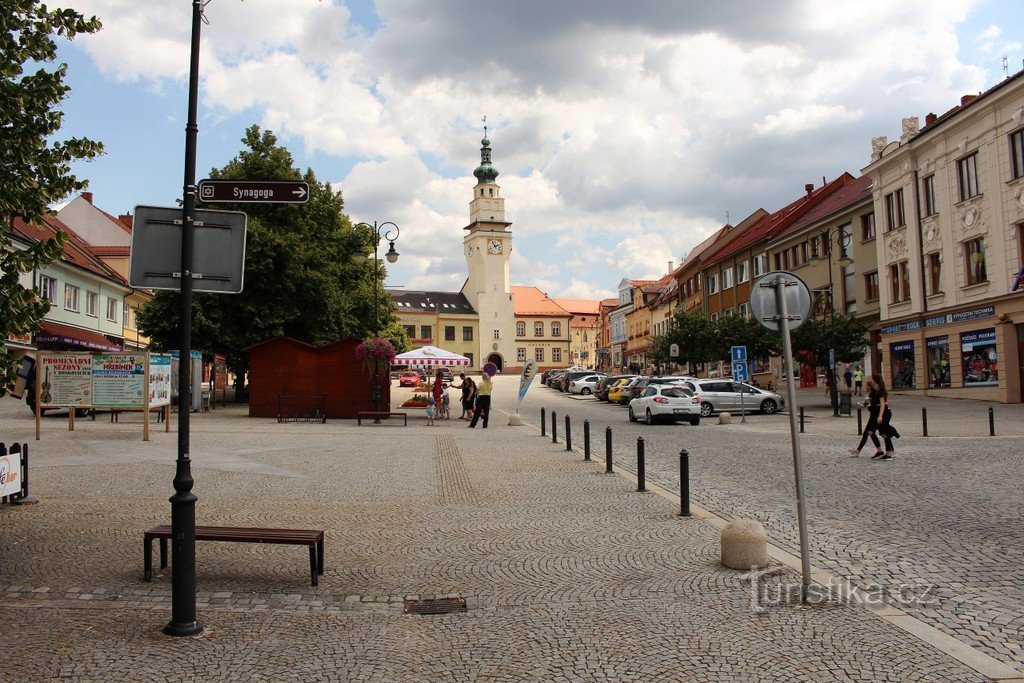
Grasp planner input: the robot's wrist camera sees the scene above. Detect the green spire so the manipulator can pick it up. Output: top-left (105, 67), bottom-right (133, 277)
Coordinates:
top-left (473, 117), bottom-right (499, 183)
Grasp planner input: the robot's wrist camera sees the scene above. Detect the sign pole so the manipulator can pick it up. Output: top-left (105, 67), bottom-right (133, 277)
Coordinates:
top-left (143, 353), bottom-right (151, 443)
top-left (773, 274), bottom-right (812, 601)
top-left (165, 0), bottom-right (203, 638)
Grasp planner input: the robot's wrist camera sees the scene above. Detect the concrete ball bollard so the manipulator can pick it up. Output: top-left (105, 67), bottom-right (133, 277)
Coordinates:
top-left (721, 519), bottom-right (769, 570)
top-left (508, 414), bottom-right (524, 426)
top-left (718, 412), bottom-right (732, 425)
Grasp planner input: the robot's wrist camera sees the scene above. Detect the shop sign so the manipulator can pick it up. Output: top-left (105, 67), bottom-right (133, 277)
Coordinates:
top-left (6, 332), bottom-right (32, 346)
top-left (925, 336), bottom-right (948, 349)
top-left (0, 452), bottom-right (22, 497)
top-left (890, 340), bottom-right (914, 353)
top-left (925, 306), bottom-right (995, 327)
top-left (881, 320), bottom-right (920, 335)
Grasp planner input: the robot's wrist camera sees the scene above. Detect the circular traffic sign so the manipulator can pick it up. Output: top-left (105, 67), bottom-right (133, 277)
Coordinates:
top-left (749, 271), bottom-right (812, 332)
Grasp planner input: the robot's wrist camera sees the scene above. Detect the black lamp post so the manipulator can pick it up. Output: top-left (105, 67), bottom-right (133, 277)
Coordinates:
top-left (352, 221), bottom-right (400, 423)
top-left (824, 228), bottom-right (852, 417)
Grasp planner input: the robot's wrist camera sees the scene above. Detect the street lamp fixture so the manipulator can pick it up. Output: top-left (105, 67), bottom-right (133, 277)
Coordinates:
top-left (353, 221), bottom-right (400, 423)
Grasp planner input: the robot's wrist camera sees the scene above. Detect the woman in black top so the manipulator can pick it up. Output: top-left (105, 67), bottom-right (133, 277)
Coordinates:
top-left (849, 376), bottom-right (884, 458)
top-left (872, 374), bottom-right (899, 460)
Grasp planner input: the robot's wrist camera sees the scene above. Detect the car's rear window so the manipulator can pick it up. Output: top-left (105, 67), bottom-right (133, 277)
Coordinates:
top-left (661, 388), bottom-right (693, 398)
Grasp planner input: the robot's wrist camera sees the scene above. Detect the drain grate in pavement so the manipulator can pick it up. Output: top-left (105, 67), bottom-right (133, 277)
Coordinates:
top-left (403, 597), bottom-right (468, 615)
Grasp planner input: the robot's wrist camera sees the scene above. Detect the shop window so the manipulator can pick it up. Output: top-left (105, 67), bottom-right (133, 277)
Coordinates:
top-left (534, 347), bottom-right (544, 362)
top-left (864, 271), bottom-right (879, 301)
top-left (516, 321), bottom-right (526, 336)
top-left (964, 238), bottom-right (986, 285)
top-left (890, 340), bottom-right (916, 389)
top-left (553, 348), bottom-right (562, 362)
top-left (961, 329), bottom-right (998, 386)
top-left (861, 212), bottom-right (875, 241)
top-left (927, 253), bottom-right (942, 295)
top-left (465, 353), bottom-right (474, 366)
top-left (444, 326), bottom-right (456, 341)
top-left (462, 326), bottom-right (473, 341)
top-left (517, 348), bottom-right (526, 362)
top-left (926, 337), bottom-right (950, 388)
top-left (957, 152), bottom-right (980, 201)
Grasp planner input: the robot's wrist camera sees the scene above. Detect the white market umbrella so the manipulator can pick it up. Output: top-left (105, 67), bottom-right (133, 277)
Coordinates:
top-left (394, 345), bottom-right (471, 368)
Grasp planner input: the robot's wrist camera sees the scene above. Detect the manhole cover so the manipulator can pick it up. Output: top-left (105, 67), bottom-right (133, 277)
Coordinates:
top-left (403, 597), bottom-right (467, 615)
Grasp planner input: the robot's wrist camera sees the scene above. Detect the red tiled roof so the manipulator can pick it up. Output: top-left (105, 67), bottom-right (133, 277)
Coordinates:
top-left (701, 174), bottom-right (857, 267)
top-left (89, 245), bottom-right (131, 257)
top-left (512, 286), bottom-right (571, 316)
top-left (772, 175), bottom-right (873, 242)
top-left (552, 298), bottom-right (602, 316)
top-left (10, 216), bottom-right (128, 285)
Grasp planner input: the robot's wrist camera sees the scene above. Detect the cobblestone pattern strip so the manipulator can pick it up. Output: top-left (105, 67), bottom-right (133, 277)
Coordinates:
top-left (435, 435), bottom-right (479, 505)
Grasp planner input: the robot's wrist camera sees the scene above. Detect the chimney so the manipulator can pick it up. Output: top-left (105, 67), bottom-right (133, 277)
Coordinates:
top-left (925, 112), bottom-right (937, 126)
top-left (667, 261), bottom-right (674, 274)
top-left (960, 94), bottom-right (977, 107)
top-left (118, 214), bottom-right (133, 228)
top-left (804, 183), bottom-right (814, 199)
top-left (82, 191), bottom-right (93, 204)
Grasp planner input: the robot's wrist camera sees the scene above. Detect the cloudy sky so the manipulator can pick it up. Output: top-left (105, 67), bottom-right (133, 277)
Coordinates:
top-left (56, 0), bottom-right (1023, 299)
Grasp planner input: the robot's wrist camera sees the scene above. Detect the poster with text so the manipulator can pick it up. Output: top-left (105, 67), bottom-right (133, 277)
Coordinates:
top-left (92, 354), bottom-right (146, 407)
top-left (149, 354), bottom-right (172, 407)
top-left (40, 354), bottom-right (93, 407)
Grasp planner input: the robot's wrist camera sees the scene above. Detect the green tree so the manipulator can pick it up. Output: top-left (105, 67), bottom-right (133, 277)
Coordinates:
top-left (790, 312), bottom-right (870, 367)
top-left (136, 126), bottom-right (405, 391)
top-left (710, 314), bottom-right (780, 363)
top-left (1, 1), bottom-right (103, 394)
top-left (663, 310), bottom-right (718, 370)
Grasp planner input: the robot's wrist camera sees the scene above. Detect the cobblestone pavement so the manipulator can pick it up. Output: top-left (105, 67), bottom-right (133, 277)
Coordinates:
top-left (0, 393), bottom-right (1004, 681)
top-left (520, 380), bottom-right (1024, 671)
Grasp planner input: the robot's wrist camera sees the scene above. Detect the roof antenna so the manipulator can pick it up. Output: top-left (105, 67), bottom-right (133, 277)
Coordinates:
top-left (1003, 54), bottom-right (1009, 79)
top-left (726, 210), bottom-right (729, 224)
top-left (482, 115), bottom-right (488, 138)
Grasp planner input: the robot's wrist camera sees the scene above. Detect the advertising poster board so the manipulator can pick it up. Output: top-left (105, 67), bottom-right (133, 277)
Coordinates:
top-left (39, 353), bottom-right (93, 407)
top-left (149, 355), bottom-right (172, 407)
top-left (0, 451), bottom-right (22, 497)
top-left (92, 354), bottom-right (147, 407)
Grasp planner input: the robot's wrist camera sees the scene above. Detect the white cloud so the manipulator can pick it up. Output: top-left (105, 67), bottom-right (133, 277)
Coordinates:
top-left (72, 0), bottom-right (1000, 298)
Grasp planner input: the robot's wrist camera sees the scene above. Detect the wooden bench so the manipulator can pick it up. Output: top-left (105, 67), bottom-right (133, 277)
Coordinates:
top-left (143, 525), bottom-right (324, 586)
top-left (356, 411), bottom-right (407, 425)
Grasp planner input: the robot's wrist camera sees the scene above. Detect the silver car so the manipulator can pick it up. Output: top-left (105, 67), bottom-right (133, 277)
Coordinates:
top-left (681, 379), bottom-right (784, 416)
top-left (568, 373), bottom-right (606, 395)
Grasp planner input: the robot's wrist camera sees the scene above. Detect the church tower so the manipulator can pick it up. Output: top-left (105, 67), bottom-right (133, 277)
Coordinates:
top-left (461, 128), bottom-right (517, 372)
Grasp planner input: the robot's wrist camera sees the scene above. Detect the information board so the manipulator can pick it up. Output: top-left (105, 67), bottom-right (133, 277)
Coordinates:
top-left (149, 355), bottom-right (172, 407)
top-left (92, 354), bottom-right (147, 407)
top-left (0, 451), bottom-right (22, 497)
top-left (39, 354), bottom-right (93, 407)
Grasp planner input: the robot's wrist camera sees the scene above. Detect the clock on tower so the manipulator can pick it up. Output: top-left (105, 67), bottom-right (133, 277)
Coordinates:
top-left (487, 239), bottom-right (502, 254)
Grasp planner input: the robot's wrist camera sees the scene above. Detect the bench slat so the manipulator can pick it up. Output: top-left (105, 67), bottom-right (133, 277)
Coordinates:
top-left (145, 525), bottom-right (322, 544)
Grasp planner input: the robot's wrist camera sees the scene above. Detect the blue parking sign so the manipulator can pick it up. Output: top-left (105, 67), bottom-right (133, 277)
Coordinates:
top-left (732, 361), bottom-right (748, 381)
top-left (731, 345), bottom-right (747, 362)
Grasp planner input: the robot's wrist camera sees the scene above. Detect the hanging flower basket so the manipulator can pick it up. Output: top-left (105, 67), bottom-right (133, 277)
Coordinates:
top-left (356, 338), bottom-right (397, 379)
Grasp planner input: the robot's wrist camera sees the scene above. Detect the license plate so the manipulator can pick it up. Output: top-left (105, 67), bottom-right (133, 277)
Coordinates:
top-left (673, 408), bottom-right (686, 413)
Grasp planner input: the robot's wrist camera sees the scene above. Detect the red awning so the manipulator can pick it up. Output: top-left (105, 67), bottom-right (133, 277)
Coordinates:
top-left (35, 322), bottom-right (123, 352)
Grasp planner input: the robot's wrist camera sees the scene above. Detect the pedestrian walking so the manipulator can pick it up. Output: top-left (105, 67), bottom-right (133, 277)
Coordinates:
top-left (873, 374), bottom-right (900, 460)
top-left (843, 365), bottom-right (853, 391)
top-left (457, 373), bottom-right (476, 420)
top-left (468, 373), bottom-right (492, 428)
top-left (431, 369), bottom-right (444, 408)
top-left (441, 383), bottom-right (451, 420)
top-left (852, 366), bottom-right (864, 395)
top-left (849, 375), bottom-right (884, 459)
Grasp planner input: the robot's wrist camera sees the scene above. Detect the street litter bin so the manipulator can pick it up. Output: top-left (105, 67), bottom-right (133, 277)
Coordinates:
top-left (839, 391), bottom-right (852, 416)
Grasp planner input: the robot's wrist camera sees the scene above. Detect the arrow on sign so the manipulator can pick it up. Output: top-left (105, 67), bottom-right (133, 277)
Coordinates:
top-left (197, 179), bottom-right (311, 204)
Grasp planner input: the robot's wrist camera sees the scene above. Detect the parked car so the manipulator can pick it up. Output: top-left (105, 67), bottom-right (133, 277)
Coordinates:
top-left (546, 370), bottom-right (566, 388)
top-left (560, 370), bottom-right (599, 393)
top-left (541, 369), bottom-right (558, 385)
top-left (628, 385), bottom-right (701, 425)
top-left (618, 376), bottom-right (652, 404)
top-left (596, 374), bottom-right (636, 401)
top-left (681, 379), bottom-right (784, 416)
top-left (568, 373), bottom-right (606, 395)
top-left (399, 371), bottom-right (421, 387)
top-left (607, 378), bottom-right (632, 404)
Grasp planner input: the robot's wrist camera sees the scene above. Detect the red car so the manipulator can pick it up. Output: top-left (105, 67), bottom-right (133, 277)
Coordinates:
top-left (399, 371), bottom-right (421, 387)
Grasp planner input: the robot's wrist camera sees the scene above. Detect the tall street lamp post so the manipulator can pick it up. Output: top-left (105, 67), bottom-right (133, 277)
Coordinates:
top-left (352, 221), bottom-right (400, 423)
top-left (825, 228), bottom-right (852, 417)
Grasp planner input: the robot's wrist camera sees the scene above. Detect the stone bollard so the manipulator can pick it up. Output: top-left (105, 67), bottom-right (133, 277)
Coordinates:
top-left (721, 519), bottom-right (769, 570)
top-left (508, 413), bottom-right (524, 426)
top-left (718, 412), bottom-right (732, 425)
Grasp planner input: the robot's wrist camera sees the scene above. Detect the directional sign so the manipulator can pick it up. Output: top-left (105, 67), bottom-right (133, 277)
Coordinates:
top-left (197, 179), bottom-right (309, 204)
top-left (732, 361), bottom-right (748, 382)
top-left (829, 348), bottom-right (836, 369)
top-left (731, 345), bottom-right (747, 362)
top-left (669, 343), bottom-right (680, 358)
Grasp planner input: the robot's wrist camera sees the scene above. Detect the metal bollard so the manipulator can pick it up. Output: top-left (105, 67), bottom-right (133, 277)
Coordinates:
top-left (636, 437), bottom-right (646, 492)
top-left (988, 407), bottom-right (995, 436)
top-left (922, 407), bottom-right (928, 437)
top-left (583, 420), bottom-right (591, 461)
top-left (552, 411), bottom-right (558, 443)
top-left (857, 408), bottom-right (863, 435)
top-left (605, 427), bottom-right (613, 473)
top-left (799, 406), bottom-right (805, 434)
top-left (541, 407), bottom-right (546, 437)
top-left (565, 415), bottom-right (572, 451)
top-left (679, 449), bottom-right (691, 517)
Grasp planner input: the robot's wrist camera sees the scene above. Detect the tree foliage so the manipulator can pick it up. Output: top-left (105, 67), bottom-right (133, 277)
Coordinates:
top-left (790, 312), bottom-right (870, 366)
top-left (136, 126), bottom-right (407, 383)
top-left (0, 1), bottom-right (103, 395)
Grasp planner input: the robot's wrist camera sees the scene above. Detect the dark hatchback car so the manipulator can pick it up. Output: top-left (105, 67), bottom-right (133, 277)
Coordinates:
top-left (559, 371), bottom-right (596, 393)
top-left (617, 376), bottom-right (652, 404)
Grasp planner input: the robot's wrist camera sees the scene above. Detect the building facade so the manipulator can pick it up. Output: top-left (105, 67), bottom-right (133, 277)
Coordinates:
top-left (862, 73), bottom-right (1024, 402)
top-left (554, 298), bottom-right (602, 368)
